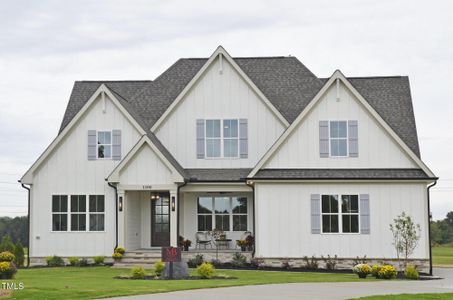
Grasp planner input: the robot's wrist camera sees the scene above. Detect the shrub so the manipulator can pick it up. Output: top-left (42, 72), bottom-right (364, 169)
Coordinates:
top-left (14, 242), bottom-right (25, 267)
top-left (78, 258), bottom-right (89, 267)
top-left (352, 264), bottom-right (372, 278)
top-left (210, 259), bottom-right (221, 267)
top-left (114, 247), bottom-right (126, 255)
top-left (0, 261), bottom-right (17, 279)
top-left (378, 265), bottom-right (397, 279)
top-left (322, 255), bottom-right (338, 270)
top-left (94, 256), bottom-right (105, 265)
top-left (68, 257), bottom-right (79, 266)
top-left (188, 254), bottom-right (204, 267)
top-left (231, 252), bottom-right (247, 267)
top-left (197, 262), bottom-right (214, 279)
top-left (46, 255), bottom-right (65, 267)
top-left (302, 256), bottom-right (318, 270)
top-left (0, 236), bottom-right (15, 253)
top-left (371, 265), bottom-right (382, 278)
top-left (131, 266), bottom-right (146, 279)
top-left (112, 252), bottom-right (123, 261)
top-left (352, 255), bottom-right (367, 266)
top-left (404, 264), bottom-right (420, 280)
top-left (0, 251), bottom-right (15, 262)
top-left (154, 261), bottom-right (165, 277)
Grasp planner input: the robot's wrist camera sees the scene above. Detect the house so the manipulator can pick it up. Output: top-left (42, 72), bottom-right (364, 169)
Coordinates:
top-left (20, 46), bottom-right (437, 272)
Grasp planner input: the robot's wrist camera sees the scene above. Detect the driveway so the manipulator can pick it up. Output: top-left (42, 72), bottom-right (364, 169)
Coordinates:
top-left (109, 268), bottom-right (453, 300)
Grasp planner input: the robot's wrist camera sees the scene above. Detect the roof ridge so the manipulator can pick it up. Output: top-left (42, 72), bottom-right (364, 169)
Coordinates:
top-left (76, 80), bottom-right (152, 83)
top-left (319, 76), bottom-right (407, 80)
top-left (181, 56), bottom-right (293, 60)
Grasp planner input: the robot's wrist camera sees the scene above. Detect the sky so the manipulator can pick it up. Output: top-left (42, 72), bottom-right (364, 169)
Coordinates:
top-left (0, 0), bottom-right (452, 219)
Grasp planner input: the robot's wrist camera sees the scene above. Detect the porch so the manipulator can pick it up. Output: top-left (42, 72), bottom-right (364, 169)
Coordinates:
top-left (118, 183), bottom-right (254, 252)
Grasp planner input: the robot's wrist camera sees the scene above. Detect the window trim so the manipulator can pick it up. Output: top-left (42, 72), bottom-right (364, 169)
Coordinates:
top-left (320, 194), bottom-right (360, 235)
top-left (96, 130), bottom-right (113, 160)
top-left (196, 196), bottom-right (248, 232)
top-left (328, 120), bottom-right (349, 158)
top-left (204, 119), bottom-right (240, 159)
top-left (50, 194), bottom-right (106, 233)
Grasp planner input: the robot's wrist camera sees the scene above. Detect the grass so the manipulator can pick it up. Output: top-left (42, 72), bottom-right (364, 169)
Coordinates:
top-left (355, 293), bottom-right (453, 299)
top-left (5, 266), bottom-right (367, 300)
top-left (432, 246), bottom-right (453, 267)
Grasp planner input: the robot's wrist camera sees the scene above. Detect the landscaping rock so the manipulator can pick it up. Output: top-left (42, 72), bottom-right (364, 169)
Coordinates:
top-left (164, 261), bottom-right (189, 279)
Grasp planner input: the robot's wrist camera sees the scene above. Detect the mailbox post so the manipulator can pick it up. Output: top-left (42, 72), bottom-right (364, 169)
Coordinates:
top-left (161, 246), bottom-right (182, 279)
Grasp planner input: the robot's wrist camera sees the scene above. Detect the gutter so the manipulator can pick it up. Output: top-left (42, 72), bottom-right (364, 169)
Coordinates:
top-left (427, 180), bottom-right (437, 276)
top-left (19, 182), bottom-right (31, 268)
top-left (245, 180), bottom-right (256, 258)
top-left (107, 182), bottom-right (118, 251)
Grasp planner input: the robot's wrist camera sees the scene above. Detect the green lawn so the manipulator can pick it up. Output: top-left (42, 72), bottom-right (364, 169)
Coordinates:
top-left (432, 246), bottom-right (453, 267)
top-left (5, 266), bottom-right (365, 300)
top-left (355, 293), bottom-right (453, 299)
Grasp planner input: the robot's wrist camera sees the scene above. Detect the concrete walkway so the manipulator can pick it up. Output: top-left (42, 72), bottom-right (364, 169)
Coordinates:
top-left (109, 268), bottom-right (453, 300)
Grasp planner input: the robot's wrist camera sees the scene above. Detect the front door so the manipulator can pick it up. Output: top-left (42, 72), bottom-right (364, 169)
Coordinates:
top-left (151, 194), bottom-right (170, 247)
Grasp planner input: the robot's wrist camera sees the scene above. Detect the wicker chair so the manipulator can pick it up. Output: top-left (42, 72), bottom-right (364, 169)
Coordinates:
top-left (195, 232), bottom-right (212, 249)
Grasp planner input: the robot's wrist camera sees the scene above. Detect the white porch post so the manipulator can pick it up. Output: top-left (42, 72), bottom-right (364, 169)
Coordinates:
top-left (170, 189), bottom-right (178, 247)
top-left (117, 190), bottom-right (126, 248)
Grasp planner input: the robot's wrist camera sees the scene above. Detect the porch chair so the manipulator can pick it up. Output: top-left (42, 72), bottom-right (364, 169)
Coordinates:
top-left (195, 232), bottom-right (212, 249)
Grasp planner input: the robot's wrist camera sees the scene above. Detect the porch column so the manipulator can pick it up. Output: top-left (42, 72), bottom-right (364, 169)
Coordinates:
top-left (170, 189), bottom-right (178, 247)
top-left (117, 190), bottom-right (126, 248)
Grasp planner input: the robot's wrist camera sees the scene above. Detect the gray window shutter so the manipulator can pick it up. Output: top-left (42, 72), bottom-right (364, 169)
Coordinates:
top-left (319, 121), bottom-right (329, 158)
top-left (196, 119), bottom-right (205, 159)
top-left (360, 194), bottom-right (370, 234)
top-left (348, 120), bottom-right (358, 157)
top-left (112, 130), bottom-right (122, 160)
top-left (239, 119), bottom-right (248, 159)
top-left (311, 194), bottom-right (321, 234)
top-left (88, 130), bottom-right (97, 160)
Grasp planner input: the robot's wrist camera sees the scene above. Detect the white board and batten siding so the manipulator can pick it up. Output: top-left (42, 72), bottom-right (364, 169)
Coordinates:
top-left (264, 83), bottom-right (418, 169)
top-left (254, 182), bottom-right (429, 259)
top-left (29, 94), bottom-right (142, 257)
top-left (155, 56), bottom-right (286, 168)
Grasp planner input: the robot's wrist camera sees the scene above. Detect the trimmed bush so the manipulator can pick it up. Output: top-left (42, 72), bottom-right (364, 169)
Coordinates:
top-left (112, 252), bottom-right (123, 261)
top-left (405, 264), bottom-right (420, 280)
top-left (378, 265), bottom-right (397, 279)
top-left (371, 264), bottom-right (382, 278)
top-left (131, 266), bottom-right (146, 279)
top-left (197, 262), bottom-right (214, 279)
top-left (114, 247), bottom-right (126, 255)
top-left (154, 261), bottom-right (165, 277)
top-left (46, 255), bottom-right (65, 267)
top-left (0, 261), bottom-right (17, 279)
top-left (94, 256), bottom-right (105, 265)
top-left (0, 236), bottom-right (15, 253)
top-left (352, 264), bottom-right (372, 278)
top-left (0, 251), bottom-right (15, 262)
top-left (68, 257), bottom-right (80, 266)
top-left (188, 254), bottom-right (204, 267)
top-left (231, 252), bottom-right (247, 267)
top-left (78, 258), bottom-right (89, 267)
top-left (14, 242), bottom-right (25, 267)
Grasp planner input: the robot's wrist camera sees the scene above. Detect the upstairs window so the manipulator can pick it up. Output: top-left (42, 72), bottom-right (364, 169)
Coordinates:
top-left (205, 120), bottom-right (221, 158)
top-left (329, 121), bottom-right (347, 157)
top-left (97, 131), bottom-right (112, 159)
top-left (223, 119), bottom-right (239, 157)
top-left (205, 119), bottom-right (239, 158)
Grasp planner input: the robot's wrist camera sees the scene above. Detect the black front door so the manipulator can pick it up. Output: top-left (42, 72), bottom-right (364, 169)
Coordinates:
top-left (151, 194), bottom-right (170, 247)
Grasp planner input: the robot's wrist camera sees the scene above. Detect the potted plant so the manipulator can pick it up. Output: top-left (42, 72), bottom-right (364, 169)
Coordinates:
top-left (182, 239), bottom-right (192, 251)
top-left (245, 235), bottom-right (255, 251)
top-left (352, 263), bottom-right (372, 279)
top-left (236, 240), bottom-right (247, 251)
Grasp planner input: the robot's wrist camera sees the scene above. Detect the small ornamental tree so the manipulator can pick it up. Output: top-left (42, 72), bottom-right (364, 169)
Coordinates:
top-left (389, 212), bottom-right (421, 269)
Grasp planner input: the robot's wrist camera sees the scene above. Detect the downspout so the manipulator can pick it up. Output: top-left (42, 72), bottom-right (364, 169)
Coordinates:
top-left (246, 180), bottom-right (256, 257)
top-left (20, 182), bottom-right (31, 268)
top-left (177, 180), bottom-right (188, 244)
top-left (107, 182), bottom-right (118, 251)
top-left (427, 180), bottom-right (437, 276)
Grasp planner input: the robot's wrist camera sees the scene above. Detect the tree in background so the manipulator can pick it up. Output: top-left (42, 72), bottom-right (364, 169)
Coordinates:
top-left (0, 235), bottom-right (15, 252)
top-left (0, 216), bottom-right (28, 247)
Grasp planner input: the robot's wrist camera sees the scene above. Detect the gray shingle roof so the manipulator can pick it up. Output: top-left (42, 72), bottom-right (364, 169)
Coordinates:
top-left (253, 169), bottom-right (433, 180)
top-left (56, 55), bottom-right (424, 181)
top-left (186, 169), bottom-right (252, 182)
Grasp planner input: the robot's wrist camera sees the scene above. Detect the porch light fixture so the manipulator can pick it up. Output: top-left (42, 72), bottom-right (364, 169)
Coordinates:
top-left (171, 196), bottom-right (176, 211)
top-left (150, 193), bottom-right (159, 200)
top-left (118, 196), bottom-right (123, 212)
